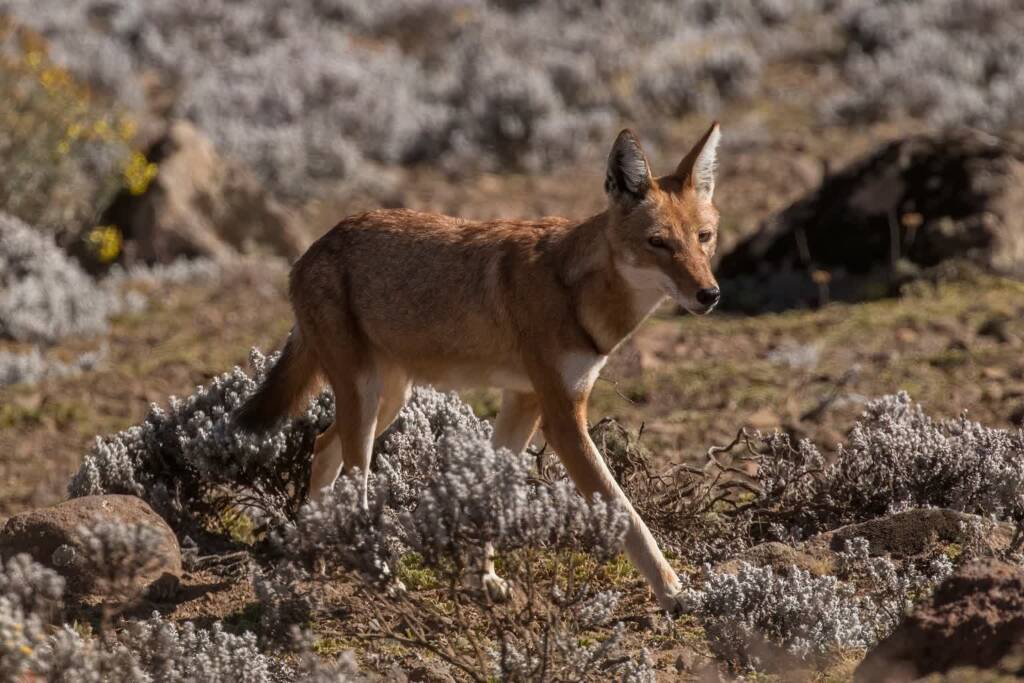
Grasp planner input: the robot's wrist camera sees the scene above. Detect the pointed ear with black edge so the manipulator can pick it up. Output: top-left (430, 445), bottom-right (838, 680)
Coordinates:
top-left (604, 129), bottom-right (653, 206)
top-left (675, 121), bottom-right (721, 201)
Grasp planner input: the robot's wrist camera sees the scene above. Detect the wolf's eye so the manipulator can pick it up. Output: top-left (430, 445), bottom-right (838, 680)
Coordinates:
top-left (698, 230), bottom-right (714, 244)
top-left (648, 235), bottom-right (669, 250)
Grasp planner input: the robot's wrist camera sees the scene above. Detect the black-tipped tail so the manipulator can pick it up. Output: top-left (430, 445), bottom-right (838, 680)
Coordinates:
top-left (234, 330), bottom-right (318, 433)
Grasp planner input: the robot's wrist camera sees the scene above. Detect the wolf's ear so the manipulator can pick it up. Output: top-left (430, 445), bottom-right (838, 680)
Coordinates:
top-left (605, 129), bottom-right (652, 205)
top-left (676, 122), bottom-right (721, 201)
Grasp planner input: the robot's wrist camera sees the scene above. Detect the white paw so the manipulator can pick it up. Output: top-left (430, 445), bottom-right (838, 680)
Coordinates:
top-left (661, 588), bottom-right (692, 617)
top-left (480, 571), bottom-right (512, 603)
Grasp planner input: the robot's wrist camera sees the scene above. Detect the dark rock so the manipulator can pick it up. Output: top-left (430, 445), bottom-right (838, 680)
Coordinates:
top-left (856, 560), bottom-right (1024, 682)
top-left (718, 130), bottom-right (1024, 312)
top-left (0, 494), bottom-right (181, 598)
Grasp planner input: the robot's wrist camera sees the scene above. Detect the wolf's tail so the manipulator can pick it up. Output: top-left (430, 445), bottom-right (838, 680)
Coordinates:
top-left (234, 328), bottom-right (320, 433)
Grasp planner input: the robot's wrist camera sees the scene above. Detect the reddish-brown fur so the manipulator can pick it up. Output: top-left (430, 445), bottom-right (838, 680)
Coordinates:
top-left (236, 123), bottom-right (723, 611)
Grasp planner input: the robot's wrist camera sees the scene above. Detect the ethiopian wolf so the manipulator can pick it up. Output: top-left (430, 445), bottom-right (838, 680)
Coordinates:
top-left (235, 123), bottom-right (723, 612)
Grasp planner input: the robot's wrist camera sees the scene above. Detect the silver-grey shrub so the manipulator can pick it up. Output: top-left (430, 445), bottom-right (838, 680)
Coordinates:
top-left (827, 0), bottom-right (1024, 130)
top-left (255, 386), bottom-right (639, 681)
top-left (74, 520), bottom-right (172, 604)
top-left (0, 212), bottom-right (122, 344)
top-left (399, 429), bottom-right (629, 567)
top-left (278, 395), bottom-right (629, 580)
top-left (682, 562), bottom-right (880, 666)
top-left (681, 539), bottom-right (953, 667)
top-left (0, 553), bottom-right (65, 622)
top-left (749, 392), bottom-right (1024, 537)
top-left (69, 348), bottom-right (334, 528)
top-left (836, 537), bottom-right (953, 633)
top-left (0, 551), bottom-right (354, 681)
top-left (820, 392), bottom-right (1024, 524)
top-left (32, 616), bottom-right (337, 682)
top-left (2, 0), bottom-right (785, 196)
top-left (0, 346), bottom-right (106, 388)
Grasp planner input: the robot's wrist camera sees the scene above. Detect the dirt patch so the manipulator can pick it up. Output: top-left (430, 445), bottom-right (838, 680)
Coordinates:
top-left (857, 560), bottom-right (1024, 682)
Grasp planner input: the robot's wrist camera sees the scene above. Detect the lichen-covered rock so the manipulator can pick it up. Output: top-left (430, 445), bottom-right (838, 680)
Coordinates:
top-left (718, 130), bottom-right (1024, 311)
top-left (0, 495), bottom-right (181, 599)
top-left (811, 509), bottom-right (1015, 560)
top-left (856, 560), bottom-right (1024, 682)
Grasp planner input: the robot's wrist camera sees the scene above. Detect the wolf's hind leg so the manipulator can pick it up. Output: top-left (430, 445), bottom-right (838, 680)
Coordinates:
top-left (374, 364), bottom-right (412, 439)
top-left (308, 360), bottom-right (381, 508)
top-left (476, 391), bottom-right (541, 601)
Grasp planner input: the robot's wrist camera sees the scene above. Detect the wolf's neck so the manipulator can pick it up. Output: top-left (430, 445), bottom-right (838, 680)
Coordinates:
top-left (563, 213), bottom-right (665, 354)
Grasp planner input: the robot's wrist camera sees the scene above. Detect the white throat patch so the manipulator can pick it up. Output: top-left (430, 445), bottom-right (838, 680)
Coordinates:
top-left (617, 261), bottom-right (673, 315)
top-left (560, 351), bottom-right (607, 398)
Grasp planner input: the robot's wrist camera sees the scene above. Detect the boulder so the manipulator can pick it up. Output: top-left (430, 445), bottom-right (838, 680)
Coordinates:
top-left (810, 509), bottom-right (1015, 560)
top-left (718, 130), bottom-right (1024, 311)
top-left (102, 120), bottom-right (308, 264)
top-left (856, 560), bottom-right (1024, 682)
top-left (0, 494), bottom-right (181, 599)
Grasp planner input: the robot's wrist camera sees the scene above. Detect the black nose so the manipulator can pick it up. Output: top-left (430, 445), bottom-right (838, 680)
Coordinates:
top-left (696, 287), bottom-right (720, 307)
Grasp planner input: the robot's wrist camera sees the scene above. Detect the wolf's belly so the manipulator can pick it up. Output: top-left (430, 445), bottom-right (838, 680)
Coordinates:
top-left (411, 361), bottom-right (533, 393)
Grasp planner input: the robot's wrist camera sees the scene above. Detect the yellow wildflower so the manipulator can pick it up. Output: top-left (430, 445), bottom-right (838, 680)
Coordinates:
top-left (123, 152), bottom-right (158, 195)
top-left (87, 225), bottom-right (123, 264)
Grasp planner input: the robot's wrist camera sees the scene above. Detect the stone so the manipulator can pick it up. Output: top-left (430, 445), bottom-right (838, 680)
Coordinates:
top-left (716, 541), bottom-right (835, 577)
top-left (809, 509), bottom-right (1015, 560)
top-left (0, 494), bottom-right (181, 599)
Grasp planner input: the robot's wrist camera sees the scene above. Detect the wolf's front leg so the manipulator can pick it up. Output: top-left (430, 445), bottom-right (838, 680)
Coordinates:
top-left (535, 375), bottom-right (684, 612)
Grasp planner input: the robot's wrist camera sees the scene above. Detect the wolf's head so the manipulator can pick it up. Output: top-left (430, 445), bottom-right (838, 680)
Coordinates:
top-left (603, 123), bottom-right (721, 315)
